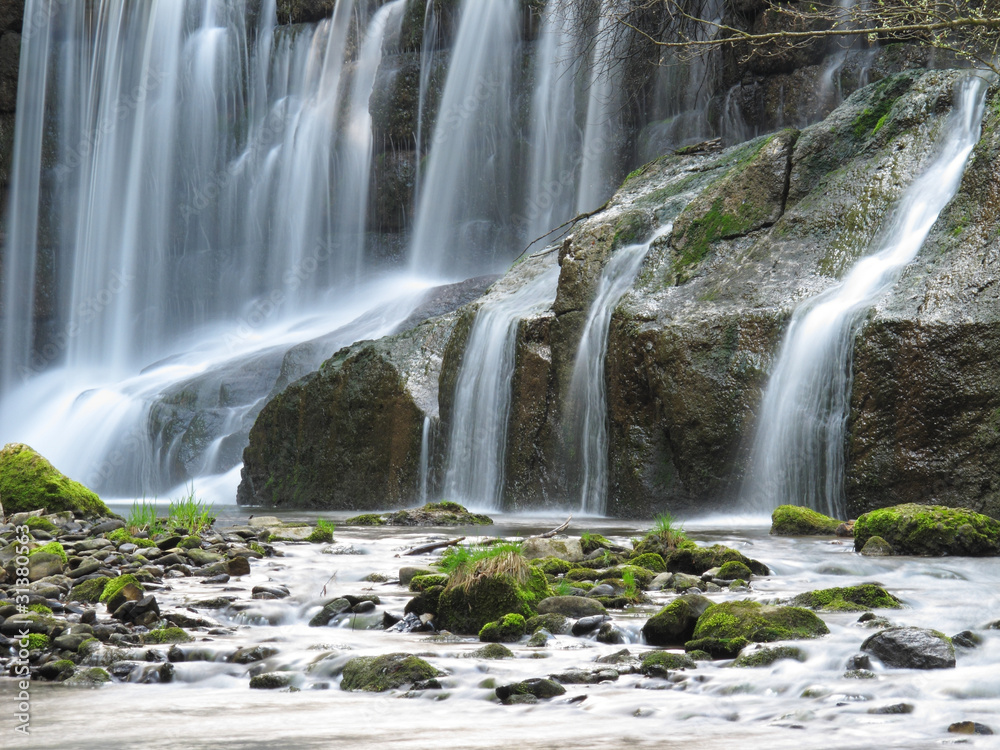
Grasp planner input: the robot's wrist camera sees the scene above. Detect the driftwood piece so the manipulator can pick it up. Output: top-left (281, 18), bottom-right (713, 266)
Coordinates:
top-left (399, 536), bottom-right (466, 557)
top-left (528, 516), bottom-right (571, 540)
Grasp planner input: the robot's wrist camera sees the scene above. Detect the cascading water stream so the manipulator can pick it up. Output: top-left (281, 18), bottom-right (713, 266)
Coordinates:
top-left (443, 262), bottom-right (560, 510)
top-left (743, 76), bottom-right (988, 518)
top-left (568, 226), bottom-right (670, 515)
top-left (408, 0), bottom-right (518, 278)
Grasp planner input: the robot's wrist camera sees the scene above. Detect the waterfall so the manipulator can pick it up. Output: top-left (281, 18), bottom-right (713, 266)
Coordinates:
top-left (0, 0), bottom-right (430, 502)
top-left (743, 76), bottom-right (988, 518)
top-left (443, 262), bottom-right (560, 510)
top-left (568, 226), bottom-right (670, 515)
top-left (413, 0), bottom-right (438, 204)
top-left (408, 0), bottom-right (518, 278)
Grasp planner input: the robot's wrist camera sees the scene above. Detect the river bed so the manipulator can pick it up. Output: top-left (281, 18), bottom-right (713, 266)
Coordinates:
top-left (4, 512), bottom-right (1000, 749)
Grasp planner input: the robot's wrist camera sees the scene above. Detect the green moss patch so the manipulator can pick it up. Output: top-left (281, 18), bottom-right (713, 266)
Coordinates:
top-left (69, 577), bottom-right (110, 603)
top-left (732, 645), bottom-right (807, 668)
top-left (0, 443), bottom-right (110, 516)
top-left (343, 514), bottom-right (387, 526)
top-left (640, 651), bottom-right (697, 674)
top-left (438, 567), bottom-right (551, 635)
top-left (628, 553), bottom-right (667, 573)
top-left (853, 503), bottom-right (1000, 556)
top-left (665, 544), bottom-right (769, 577)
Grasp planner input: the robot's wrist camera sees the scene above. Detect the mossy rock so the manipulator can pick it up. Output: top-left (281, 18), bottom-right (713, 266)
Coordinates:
top-left (525, 613), bottom-right (569, 635)
top-left (580, 533), bottom-right (614, 555)
top-left (692, 600), bottom-right (829, 646)
top-left (472, 643), bottom-right (514, 659)
top-left (535, 557), bottom-right (574, 576)
top-left (404, 585), bottom-right (443, 617)
top-left (343, 514), bottom-right (387, 526)
top-left (143, 627), bottom-right (193, 644)
top-left (340, 653), bottom-right (442, 692)
top-left (631, 535), bottom-right (697, 560)
top-left (597, 565), bottom-right (654, 588)
top-left (665, 544), bottom-right (769, 576)
top-left (410, 574), bottom-right (449, 592)
top-left (28, 541), bottom-right (67, 564)
top-left (640, 650), bottom-right (697, 675)
top-left (178, 536), bottom-right (202, 549)
top-left (860, 536), bottom-right (894, 556)
top-left (565, 568), bottom-right (599, 582)
top-left (770, 505), bottom-right (842, 536)
top-left (732, 645), bottom-right (807, 668)
top-left (437, 568), bottom-right (550, 635)
top-left (69, 576), bottom-right (108, 604)
top-left (641, 593), bottom-right (712, 647)
top-left (65, 666), bottom-right (111, 686)
top-left (0, 443), bottom-right (110, 516)
top-left (99, 574), bottom-right (143, 605)
top-left (627, 553), bottom-right (667, 573)
top-left (384, 502), bottom-right (493, 527)
top-left (25, 516), bottom-right (60, 534)
top-left (305, 524), bottom-right (334, 543)
top-left (854, 504), bottom-right (1000, 556)
top-left (479, 613), bottom-right (526, 643)
top-left (684, 636), bottom-right (751, 659)
top-left (717, 561), bottom-right (753, 581)
top-left (791, 584), bottom-right (902, 612)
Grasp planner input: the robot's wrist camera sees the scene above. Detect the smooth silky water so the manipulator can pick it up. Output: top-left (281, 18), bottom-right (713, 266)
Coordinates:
top-left (5, 511), bottom-right (999, 749)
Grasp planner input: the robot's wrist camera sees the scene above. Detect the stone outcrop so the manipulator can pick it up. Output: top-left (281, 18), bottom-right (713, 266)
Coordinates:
top-left (241, 69), bottom-right (1000, 519)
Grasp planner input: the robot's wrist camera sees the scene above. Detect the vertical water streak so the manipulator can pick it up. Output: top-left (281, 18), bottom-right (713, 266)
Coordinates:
top-left (334, 0), bottom-right (407, 280)
top-left (744, 77), bottom-right (988, 518)
top-left (576, 0), bottom-right (624, 213)
top-left (568, 226), bottom-right (670, 515)
top-left (408, 0), bottom-right (518, 278)
top-left (413, 0), bottom-right (437, 204)
top-left (522, 0), bottom-right (583, 243)
top-left (419, 415), bottom-right (431, 504)
top-left (0, 0), bottom-right (53, 389)
top-left (444, 263), bottom-right (560, 509)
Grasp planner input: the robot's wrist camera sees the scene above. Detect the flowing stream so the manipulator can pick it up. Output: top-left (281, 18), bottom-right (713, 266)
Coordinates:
top-left (744, 76), bottom-right (988, 518)
top-left (11, 510), bottom-right (1000, 749)
top-left (568, 226), bottom-right (671, 515)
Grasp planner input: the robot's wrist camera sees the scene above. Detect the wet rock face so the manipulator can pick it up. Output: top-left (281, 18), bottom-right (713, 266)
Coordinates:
top-left (237, 314), bottom-right (456, 509)
top-left (861, 627), bottom-right (956, 670)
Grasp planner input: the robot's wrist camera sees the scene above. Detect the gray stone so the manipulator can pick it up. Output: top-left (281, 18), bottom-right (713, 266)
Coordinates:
top-left (861, 627), bottom-right (956, 670)
top-left (537, 596), bottom-right (607, 619)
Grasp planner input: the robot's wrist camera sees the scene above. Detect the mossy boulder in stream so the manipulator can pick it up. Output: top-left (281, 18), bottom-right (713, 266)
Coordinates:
top-left (437, 567), bottom-right (551, 635)
top-left (665, 545), bottom-right (769, 577)
top-left (853, 504), bottom-right (1000, 556)
top-left (770, 505), bottom-right (842, 535)
top-left (686, 600), bottom-right (829, 657)
top-left (0, 443), bottom-right (110, 517)
top-left (642, 593), bottom-right (712, 646)
top-left (478, 613), bottom-right (526, 643)
top-left (790, 584), bottom-right (902, 611)
top-left (340, 653), bottom-right (442, 692)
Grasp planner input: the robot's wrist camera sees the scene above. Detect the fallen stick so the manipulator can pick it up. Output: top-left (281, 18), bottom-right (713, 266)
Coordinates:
top-left (399, 536), bottom-right (465, 557)
top-left (529, 516), bottom-right (571, 539)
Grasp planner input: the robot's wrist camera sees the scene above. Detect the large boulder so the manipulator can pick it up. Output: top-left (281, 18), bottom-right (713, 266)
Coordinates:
top-left (770, 505), bottom-right (842, 536)
top-left (0, 443), bottom-right (110, 517)
top-left (790, 584), bottom-right (902, 611)
top-left (340, 653), bottom-right (442, 692)
top-left (686, 600), bottom-right (829, 657)
top-left (861, 627), bottom-right (956, 669)
top-left (642, 593), bottom-right (712, 646)
top-left (437, 566), bottom-right (551, 635)
top-left (853, 504), bottom-right (1000, 556)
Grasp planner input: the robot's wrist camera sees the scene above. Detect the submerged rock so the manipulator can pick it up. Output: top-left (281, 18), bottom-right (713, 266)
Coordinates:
top-left (853, 503), bottom-right (1000, 556)
top-left (861, 626), bottom-right (956, 669)
top-left (495, 678), bottom-right (566, 703)
top-left (732, 644), bottom-right (807, 668)
top-left (536, 596), bottom-right (606, 619)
